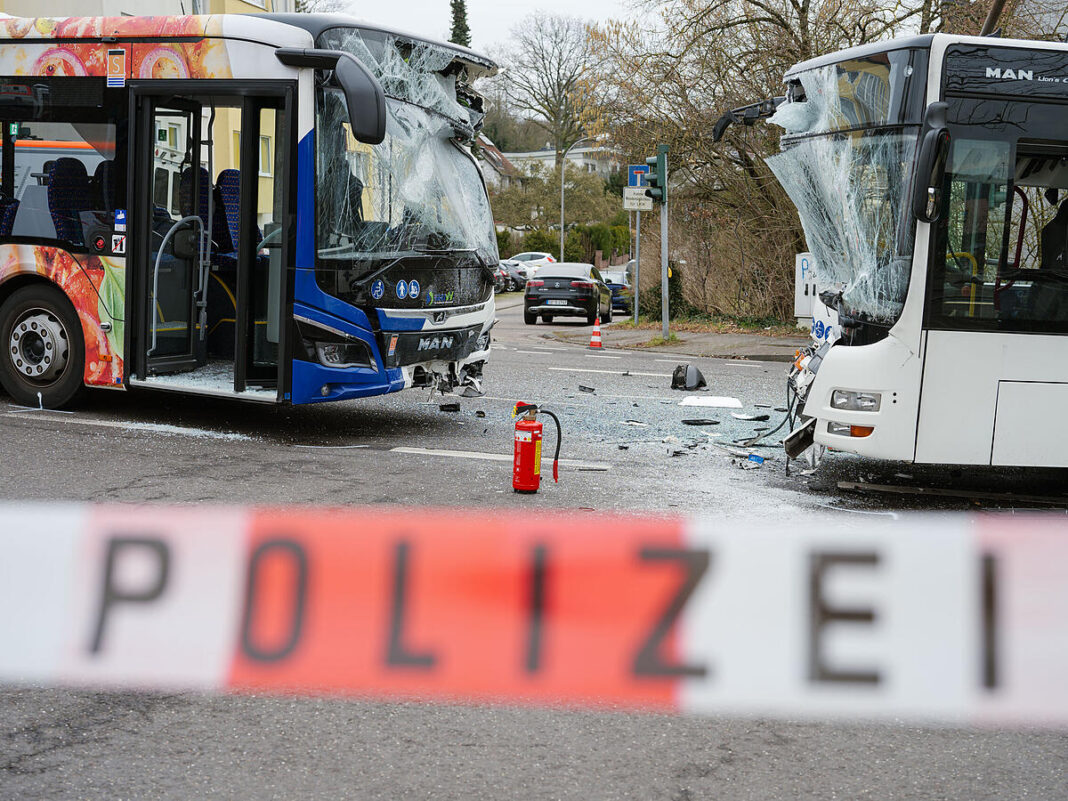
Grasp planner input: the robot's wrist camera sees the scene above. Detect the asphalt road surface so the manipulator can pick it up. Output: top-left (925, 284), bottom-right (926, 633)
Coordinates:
top-left (1, 296), bottom-right (1066, 799)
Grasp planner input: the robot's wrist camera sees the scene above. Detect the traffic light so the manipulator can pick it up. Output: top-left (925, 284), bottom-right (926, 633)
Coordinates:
top-left (644, 144), bottom-right (668, 203)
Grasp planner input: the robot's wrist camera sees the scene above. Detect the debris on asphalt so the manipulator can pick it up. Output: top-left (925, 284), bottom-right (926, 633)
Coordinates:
top-left (752, 426), bottom-right (769, 432)
top-left (754, 403), bottom-right (772, 408)
top-left (731, 412), bottom-right (770, 421)
top-left (775, 407), bottom-right (789, 413)
top-left (618, 444), bottom-right (629, 450)
top-left (475, 410), bottom-right (486, 418)
top-left (671, 364), bottom-right (707, 391)
top-left (682, 419), bottom-right (719, 426)
top-left (670, 449), bottom-right (688, 457)
top-left (622, 420), bottom-right (649, 427)
top-left (622, 371), bottom-right (631, 376)
top-left (633, 403), bottom-right (639, 407)
top-left (679, 396), bottom-right (742, 408)
top-left (663, 435), bottom-right (681, 444)
top-left (579, 385), bottom-right (595, 393)
top-left (439, 402), bottom-right (461, 412)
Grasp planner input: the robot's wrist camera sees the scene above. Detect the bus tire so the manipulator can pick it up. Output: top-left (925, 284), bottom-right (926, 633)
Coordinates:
top-left (0, 283), bottom-right (84, 408)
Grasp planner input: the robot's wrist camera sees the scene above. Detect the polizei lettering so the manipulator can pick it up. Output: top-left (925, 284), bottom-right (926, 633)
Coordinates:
top-left (986, 67), bottom-right (1034, 81)
top-left (417, 335), bottom-right (455, 351)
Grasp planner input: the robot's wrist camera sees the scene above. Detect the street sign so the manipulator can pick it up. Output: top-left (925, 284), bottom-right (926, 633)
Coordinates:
top-left (623, 187), bottom-right (653, 211)
top-left (627, 164), bottom-right (649, 188)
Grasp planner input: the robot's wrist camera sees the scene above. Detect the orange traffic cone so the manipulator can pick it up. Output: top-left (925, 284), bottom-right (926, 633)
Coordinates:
top-left (589, 317), bottom-right (603, 349)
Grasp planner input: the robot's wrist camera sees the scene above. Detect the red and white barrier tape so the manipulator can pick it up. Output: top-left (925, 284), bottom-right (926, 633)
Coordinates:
top-left (1, 505), bottom-right (1066, 727)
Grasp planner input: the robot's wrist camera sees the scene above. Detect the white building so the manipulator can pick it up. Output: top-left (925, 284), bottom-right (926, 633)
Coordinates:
top-left (504, 143), bottom-right (618, 180)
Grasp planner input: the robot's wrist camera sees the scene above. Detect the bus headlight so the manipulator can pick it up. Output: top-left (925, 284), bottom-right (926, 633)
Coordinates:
top-left (831, 389), bottom-right (881, 411)
top-left (314, 341), bottom-right (376, 370)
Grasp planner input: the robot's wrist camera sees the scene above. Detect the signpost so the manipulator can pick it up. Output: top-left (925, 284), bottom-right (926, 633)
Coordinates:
top-left (626, 165), bottom-right (650, 324)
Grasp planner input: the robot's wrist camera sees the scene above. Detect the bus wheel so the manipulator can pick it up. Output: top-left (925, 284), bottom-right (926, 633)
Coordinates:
top-left (0, 284), bottom-right (84, 408)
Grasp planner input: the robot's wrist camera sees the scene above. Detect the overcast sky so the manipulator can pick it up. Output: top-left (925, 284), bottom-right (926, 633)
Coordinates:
top-left (340, 0), bottom-right (635, 53)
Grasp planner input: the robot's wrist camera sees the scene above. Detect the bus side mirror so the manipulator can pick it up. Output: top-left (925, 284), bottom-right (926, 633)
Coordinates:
top-left (334, 56), bottom-right (386, 146)
top-left (912, 102), bottom-right (950, 224)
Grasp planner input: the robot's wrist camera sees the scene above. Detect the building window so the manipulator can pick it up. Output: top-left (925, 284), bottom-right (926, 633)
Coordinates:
top-left (259, 135), bottom-right (272, 177)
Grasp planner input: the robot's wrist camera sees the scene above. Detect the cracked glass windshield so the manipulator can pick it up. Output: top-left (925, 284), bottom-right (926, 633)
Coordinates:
top-left (766, 51), bottom-right (925, 323)
top-left (314, 30), bottom-right (497, 282)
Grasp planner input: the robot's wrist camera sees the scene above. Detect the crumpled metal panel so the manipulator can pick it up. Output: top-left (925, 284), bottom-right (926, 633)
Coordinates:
top-left (766, 66), bottom-right (918, 323)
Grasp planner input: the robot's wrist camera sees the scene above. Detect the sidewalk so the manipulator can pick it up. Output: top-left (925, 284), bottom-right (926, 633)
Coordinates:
top-left (550, 324), bottom-right (811, 362)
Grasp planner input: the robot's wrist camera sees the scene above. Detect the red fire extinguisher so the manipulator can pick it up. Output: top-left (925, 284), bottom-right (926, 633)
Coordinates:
top-left (512, 401), bottom-right (562, 493)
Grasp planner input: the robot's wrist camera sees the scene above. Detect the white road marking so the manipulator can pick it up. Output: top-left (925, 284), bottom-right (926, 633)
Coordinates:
top-left (391, 446), bottom-right (609, 470)
top-left (533, 346), bottom-right (567, 351)
top-left (548, 367), bottom-right (670, 378)
top-left (293, 444), bottom-right (369, 450)
top-left (678, 396), bottom-right (743, 409)
top-left (515, 350), bottom-right (552, 355)
top-left (2, 412), bottom-right (252, 440)
top-left (586, 354), bottom-right (622, 360)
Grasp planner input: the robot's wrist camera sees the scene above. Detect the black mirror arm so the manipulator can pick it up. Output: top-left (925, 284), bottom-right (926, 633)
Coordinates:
top-left (275, 47), bottom-right (387, 146)
top-left (712, 96), bottom-right (785, 143)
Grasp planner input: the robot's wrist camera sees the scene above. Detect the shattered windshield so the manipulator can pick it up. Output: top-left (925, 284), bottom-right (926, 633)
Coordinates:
top-left (314, 30), bottom-right (497, 273)
top-left (766, 54), bottom-right (924, 323)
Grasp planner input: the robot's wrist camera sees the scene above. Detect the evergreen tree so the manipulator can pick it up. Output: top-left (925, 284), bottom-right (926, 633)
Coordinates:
top-left (449, 0), bottom-right (471, 47)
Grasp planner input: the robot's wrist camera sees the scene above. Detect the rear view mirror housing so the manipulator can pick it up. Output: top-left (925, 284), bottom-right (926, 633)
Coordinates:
top-left (334, 55), bottom-right (386, 146)
top-left (912, 102), bottom-right (950, 223)
top-left (276, 48), bottom-right (387, 145)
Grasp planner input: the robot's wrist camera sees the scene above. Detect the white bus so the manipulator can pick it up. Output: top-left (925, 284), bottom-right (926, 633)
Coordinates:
top-left (0, 14), bottom-right (497, 407)
top-left (723, 33), bottom-right (1068, 468)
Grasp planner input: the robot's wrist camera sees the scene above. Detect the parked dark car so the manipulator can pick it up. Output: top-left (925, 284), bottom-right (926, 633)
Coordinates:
top-left (523, 263), bottom-right (613, 325)
top-left (601, 269), bottom-right (634, 313)
top-left (498, 260), bottom-right (529, 292)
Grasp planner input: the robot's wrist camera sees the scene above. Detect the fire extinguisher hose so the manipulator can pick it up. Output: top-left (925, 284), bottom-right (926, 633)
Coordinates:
top-left (540, 409), bottom-right (562, 482)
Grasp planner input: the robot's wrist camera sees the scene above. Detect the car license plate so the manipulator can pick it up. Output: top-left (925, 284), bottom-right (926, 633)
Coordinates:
top-left (547, 299), bottom-right (567, 306)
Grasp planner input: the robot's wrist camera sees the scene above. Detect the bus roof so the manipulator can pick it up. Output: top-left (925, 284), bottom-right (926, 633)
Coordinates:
top-left (784, 32), bottom-right (1068, 79)
top-left (257, 13), bottom-right (496, 78)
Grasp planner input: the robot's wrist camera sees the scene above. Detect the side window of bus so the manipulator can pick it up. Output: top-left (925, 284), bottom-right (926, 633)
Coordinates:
top-left (0, 79), bottom-right (122, 249)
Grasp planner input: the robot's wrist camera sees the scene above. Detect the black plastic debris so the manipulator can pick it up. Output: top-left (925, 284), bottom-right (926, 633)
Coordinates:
top-left (618, 444), bottom-right (629, 450)
top-left (671, 364), bottom-right (707, 391)
top-left (682, 419), bottom-right (719, 426)
top-left (754, 403), bottom-right (772, 408)
top-left (633, 403), bottom-right (639, 407)
top-left (731, 412), bottom-right (770, 421)
top-left (475, 410), bottom-right (486, 418)
top-left (622, 371), bottom-right (631, 376)
top-left (775, 407), bottom-right (788, 413)
top-left (439, 402), bottom-right (461, 412)
top-left (579, 385), bottom-right (595, 393)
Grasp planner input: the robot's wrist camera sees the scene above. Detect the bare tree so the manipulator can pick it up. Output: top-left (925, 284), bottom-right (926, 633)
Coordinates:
top-left (493, 13), bottom-right (593, 166)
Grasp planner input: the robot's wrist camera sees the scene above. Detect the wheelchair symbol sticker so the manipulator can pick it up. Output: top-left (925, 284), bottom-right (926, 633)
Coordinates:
top-left (371, 279), bottom-right (385, 300)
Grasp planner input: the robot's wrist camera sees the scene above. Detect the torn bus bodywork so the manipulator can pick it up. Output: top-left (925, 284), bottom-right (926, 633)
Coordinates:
top-left (272, 15), bottom-right (499, 402)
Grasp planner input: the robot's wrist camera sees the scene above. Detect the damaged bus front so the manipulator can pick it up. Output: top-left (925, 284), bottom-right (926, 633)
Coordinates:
top-left (281, 17), bottom-right (498, 402)
top-left (725, 34), bottom-right (1068, 467)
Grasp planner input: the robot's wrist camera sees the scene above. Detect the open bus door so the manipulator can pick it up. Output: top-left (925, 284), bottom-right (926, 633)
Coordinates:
top-left (134, 96), bottom-right (204, 377)
top-left (129, 87), bottom-right (291, 399)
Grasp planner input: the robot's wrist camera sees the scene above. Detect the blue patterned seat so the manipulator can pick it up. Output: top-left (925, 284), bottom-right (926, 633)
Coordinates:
top-left (214, 169), bottom-right (262, 270)
top-left (47, 158), bottom-right (90, 245)
top-left (92, 160), bottom-right (116, 211)
top-left (0, 196), bottom-right (18, 237)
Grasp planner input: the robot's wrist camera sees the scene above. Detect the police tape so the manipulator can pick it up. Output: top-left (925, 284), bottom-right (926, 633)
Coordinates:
top-left (1, 504), bottom-right (1066, 727)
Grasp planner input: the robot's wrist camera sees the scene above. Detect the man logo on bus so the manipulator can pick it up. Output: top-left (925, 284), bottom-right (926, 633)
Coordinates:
top-left (986, 67), bottom-right (1034, 81)
top-left (417, 335), bottom-right (454, 351)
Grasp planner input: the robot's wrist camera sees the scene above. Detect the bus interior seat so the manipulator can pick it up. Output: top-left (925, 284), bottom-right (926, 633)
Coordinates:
top-left (37, 160), bottom-right (55, 186)
top-left (0, 196), bottom-right (19, 237)
top-left (46, 157), bottom-right (90, 245)
top-left (215, 169), bottom-right (264, 270)
top-left (91, 160), bottom-right (116, 212)
top-left (178, 165), bottom-right (211, 242)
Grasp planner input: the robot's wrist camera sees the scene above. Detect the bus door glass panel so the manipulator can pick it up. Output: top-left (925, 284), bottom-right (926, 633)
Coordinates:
top-left (250, 104), bottom-right (283, 376)
top-left (145, 102), bottom-right (203, 373)
top-left (932, 138), bottom-right (1011, 323)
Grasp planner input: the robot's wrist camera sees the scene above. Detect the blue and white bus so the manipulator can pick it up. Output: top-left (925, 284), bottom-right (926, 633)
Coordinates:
top-left (0, 13), bottom-right (497, 407)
